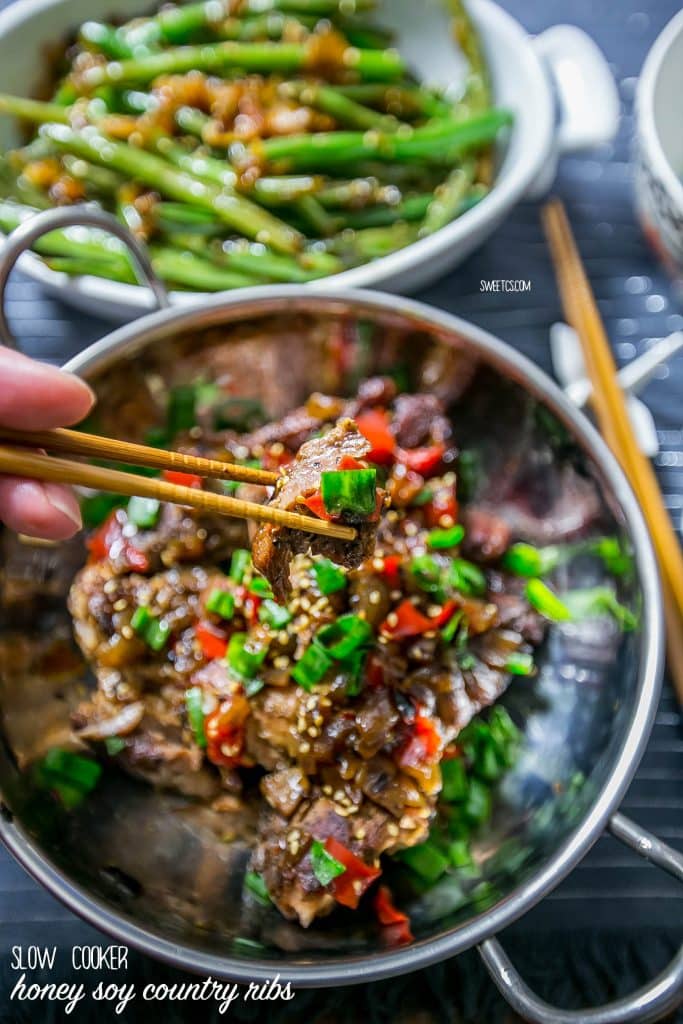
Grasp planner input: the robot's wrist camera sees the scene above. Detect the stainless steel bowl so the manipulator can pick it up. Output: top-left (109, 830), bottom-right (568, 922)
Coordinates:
top-left (0, 210), bottom-right (681, 1024)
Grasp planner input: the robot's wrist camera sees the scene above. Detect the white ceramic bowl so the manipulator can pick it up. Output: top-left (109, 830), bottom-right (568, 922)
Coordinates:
top-left (0, 0), bottom-right (618, 319)
top-left (635, 8), bottom-right (683, 280)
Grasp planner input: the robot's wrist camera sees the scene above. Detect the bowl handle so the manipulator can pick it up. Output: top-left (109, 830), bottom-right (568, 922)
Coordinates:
top-left (527, 25), bottom-right (620, 198)
top-left (0, 205), bottom-right (170, 349)
top-left (477, 813), bottom-right (683, 1023)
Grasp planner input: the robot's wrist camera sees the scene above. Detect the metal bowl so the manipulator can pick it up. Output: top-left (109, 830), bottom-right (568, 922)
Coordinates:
top-left (0, 213), bottom-right (680, 1023)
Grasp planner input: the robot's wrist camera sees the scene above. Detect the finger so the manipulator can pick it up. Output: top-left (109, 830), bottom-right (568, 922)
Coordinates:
top-left (0, 346), bottom-right (95, 430)
top-left (0, 476), bottom-right (82, 540)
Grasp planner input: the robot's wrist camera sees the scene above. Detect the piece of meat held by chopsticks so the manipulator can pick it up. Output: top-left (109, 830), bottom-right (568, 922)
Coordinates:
top-left (252, 418), bottom-right (386, 601)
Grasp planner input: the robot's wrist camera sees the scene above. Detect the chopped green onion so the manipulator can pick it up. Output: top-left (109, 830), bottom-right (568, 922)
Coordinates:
top-left (564, 587), bottom-right (637, 631)
top-left (206, 588), bottom-right (235, 620)
top-left (104, 736), bottom-right (126, 756)
top-left (447, 558), bottom-right (487, 597)
top-left (441, 757), bottom-right (468, 801)
top-left (442, 611), bottom-right (465, 646)
top-left (410, 553), bottom-right (445, 599)
top-left (316, 614), bottom-right (373, 660)
top-left (505, 651), bottom-right (535, 676)
top-left (398, 840), bottom-right (449, 883)
top-left (502, 542), bottom-right (562, 577)
top-left (320, 467), bottom-right (377, 517)
top-left (127, 495), bottom-right (160, 529)
top-left (456, 449), bottom-right (480, 501)
top-left (427, 524), bottom-right (465, 550)
top-left (81, 492), bottom-right (124, 528)
top-left (229, 548), bottom-right (251, 583)
top-left (458, 651), bottom-right (477, 671)
top-left (42, 749), bottom-right (102, 790)
top-left (146, 618), bottom-right (171, 652)
top-left (222, 459), bottom-right (263, 496)
top-left (231, 936), bottom-right (266, 953)
top-left (258, 598), bottom-right (292, 629)
top-left (244, 870), bottom-right (271, 904)
top-left (591, 536), bottom-right (631, 576)
top-left (166, 384), bottom-right (196, 436)
top-left (243, 677), bottom-right (265, 697)
top-left (144, 426), bottom-right (169, 448)
top-left (462, 777), bottom-right (492, 825)
top-left (226, 632), bottom-right (268, 679)
top-left (130, 605), bottom-right (152, 634)
top-left (344, 648), bottom-right (367, 697)
top-left (310, 839), bottom-right (346, 886)
top-left (185, 686), bottom-right (207, 748)
top-left (249, 576), bottom-right (273, 597)
top-left (312, 558), bottom-right (347, 594)
top-left (410, 487), bottom-right (433, 507)
top-left (447, 839), bottom-right (473, 868)
top-left (525, 579), bottom-right (572, 621)
top-left (291, 643), bottom-right (332, 690)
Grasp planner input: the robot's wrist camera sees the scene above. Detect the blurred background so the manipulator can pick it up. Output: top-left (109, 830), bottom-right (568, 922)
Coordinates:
top-left (0, 0), bottom-right (681, 1020)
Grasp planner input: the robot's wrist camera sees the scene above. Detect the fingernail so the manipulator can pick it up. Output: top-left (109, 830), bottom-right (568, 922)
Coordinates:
top-left (63, 370), bottom-right (96, 410)
top-left (43, 483), bottom-right (82, 529)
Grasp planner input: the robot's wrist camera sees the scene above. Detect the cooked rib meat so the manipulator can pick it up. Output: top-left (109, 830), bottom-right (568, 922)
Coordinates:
top-left (252, 418), bottom-right (382, 600)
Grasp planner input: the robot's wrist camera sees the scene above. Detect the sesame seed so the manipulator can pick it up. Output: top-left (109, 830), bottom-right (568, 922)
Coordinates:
top-left (274, 655), bottom-right (290, 670)
top-left (352, 879), bottom-right (363, 895)
top-left (277, 631), bottom-right (289, 645)
top-left (322, 784), bottom-right (333, 796)
top-left (354, 827), bottom-right (366, 840)
top-left (372, 558), bottom-right (384, 571)
top-left (439, 514), bottom-right (454, 528)
top-left (333, 789), bottom-right (345, 802)
top-left (104, 580), bottom-right (117, 595)
top-left (368, 590), bottom-right (381, 605)
top-left (299, 741), bottom-right (311, 754)
top-left (113, 598), bottom-right (128, 612)
top-left (320, 697), bottom-right (332, 708)
top-left (121, 625), bottom-right (134, 640)
top-left (387, 823), bottom-right (399, 837)
top-left (307, 726), bottom-right (319, 738)
top-left (386, 612), bottom-right (398, 628)
top-left (313, 713), bottom-right (323, 727)
top-left (400, 815), bottom-right (417, 830)
top-left (405, 522), bottom-right (418, 537)
top-left (306, 696), bottom-right (317, 710)
top-left (297, 716), bottom-right (306, 732)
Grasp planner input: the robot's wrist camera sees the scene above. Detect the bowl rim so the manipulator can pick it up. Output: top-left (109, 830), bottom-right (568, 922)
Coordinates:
top-left (0, 287), bottom-right (663, 986)
top-left (636, 6), bottom-right (683, 213)
top-left (0, 0), bottom-right (555, 311)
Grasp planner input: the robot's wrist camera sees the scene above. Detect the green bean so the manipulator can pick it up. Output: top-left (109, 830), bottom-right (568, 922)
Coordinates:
top-left (45, 255), bottom-right (138, 284)
top-left (32, 120), bottom-right (303, 253)
top-left (255, 109), bottom-right (512, 170)
top-left (328, 220), bottom-right (418, 261)
top-left (79, 22), bottom-right (136, 61)
top-left (336, 82), bottom-right (451, 119)
top-left (155, 201), bottom-right (226, 235)
top-left (420, 158), bottom-right (475, 235)
top-left (450, 0), bottom-right (490, 114)
top-left (316, 176), bottom-right (399, 208)
top-left (0, 198), bottom-right (135, 271)
top-left (340, 192), bottom-right (431, 229)
top-left (172, 235), bottom-right (338, 282)
top-left (149, 245), bottom-right (263, 289)
top-left (282, 81), bottom-right (403, 132)
top-left (61, 154), bottom-right (123, 194)
top-left (77, 41), bottom-right (405, 92)
top-left (0, 94), bottom-right (69, 125)
top-left (293, 194), bottom-right (340, 236)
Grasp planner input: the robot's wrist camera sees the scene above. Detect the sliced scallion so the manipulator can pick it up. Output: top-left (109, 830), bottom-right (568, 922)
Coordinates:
top-left (316, 614), bottom-right (372, 660)
top-left (312, 558), bottom-right (347, 595)
top-left (320, 467), bottom-right (377, 517)
top-left (291, 643), bottom-right (332, 690)
top-left (310, 839), bottom-right (346, 886)
top-left (229, 548), bottom-right (251, 583)
top-left (206, 588), bottom-right (235, 620)
top-left (127, 495), bottom-right (160, 529)
top-left (427, 524), bottom-right (465, 550)
top-left (258, 598), bottom-right (292, 630)
top-left (226, 632), bottom-right (268, 679)
top-left (525, 579), bottom-right (572, 621)
top-left (185, 686), bottom-right (207, 748)
top-left (244, 870), bottom-right (271, 904)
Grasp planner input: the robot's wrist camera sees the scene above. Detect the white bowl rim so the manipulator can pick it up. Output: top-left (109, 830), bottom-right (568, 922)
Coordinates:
top-left (636, 6), bottom-right (683, 213)
top-left (0, 0), bottom-right (554, 311)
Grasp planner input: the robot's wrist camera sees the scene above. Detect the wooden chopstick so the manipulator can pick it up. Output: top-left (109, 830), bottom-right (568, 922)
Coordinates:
top-left (0, 426), bottom-right (278, 487)
top-left (542, 198), bottom-right (683, 704)
top-left (0, 445), bottom-right (356, 542)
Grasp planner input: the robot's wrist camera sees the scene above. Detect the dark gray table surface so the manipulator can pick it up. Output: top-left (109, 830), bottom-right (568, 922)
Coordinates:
top-left (0, 0), bottom-right (681, 1020)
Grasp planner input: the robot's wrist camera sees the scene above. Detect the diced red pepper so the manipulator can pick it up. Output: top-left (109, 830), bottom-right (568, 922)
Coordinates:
top-left (263, 445), bottom-right (293, 471)
top-left (379, 554), bottom-right (402, 588)
top-left (87, 510), bottom-right (149, 572)
top-left (397, 443), bottom-right (445, 478)
top-left (205, 693), bottom-right (250, 767)
top-left (374, 885), bottom-right (414, 945)
top-left (380, 599), bottom-right (433, 640)
top-left (303, 491), bottom-right (333, 521)
top-left (162, 470), bottom-right (203, 489)
top-left (324, 837), bottom-right (381, 909)
top-left (425, 483), bottom-right (458, 528)
top-left (337, 454), bottom-right (367, 471)
top-left (399, 712), bottom-right (441, 768)
top-left (195, 620), bottom-right (228, 660)
top-left (431, 599), bottom-right (458, 628)
top-left (355, 409), bottom-right (396, 465)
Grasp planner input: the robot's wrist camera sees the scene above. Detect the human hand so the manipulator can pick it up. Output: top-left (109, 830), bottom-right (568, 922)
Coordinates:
top-left (0, 346), bottom-right (94, 539)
